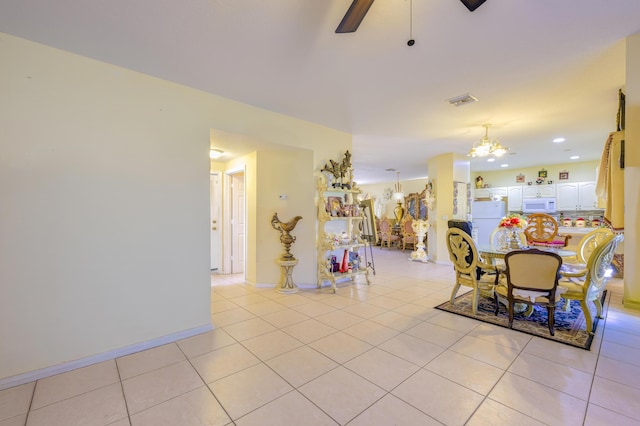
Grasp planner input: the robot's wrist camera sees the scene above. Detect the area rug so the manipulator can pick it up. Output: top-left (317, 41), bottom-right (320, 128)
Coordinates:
top-left (434, 291), bottom-right (607, 350)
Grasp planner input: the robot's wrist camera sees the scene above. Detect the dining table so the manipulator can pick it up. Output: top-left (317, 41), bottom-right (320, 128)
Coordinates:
top-left (478, 245), bottom-right (576, 316)
top-left (478, 245), bottom-right (577, 263)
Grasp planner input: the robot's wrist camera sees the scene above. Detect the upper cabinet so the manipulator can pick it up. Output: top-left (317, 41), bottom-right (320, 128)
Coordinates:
top-left (474, 186), bottom-right (507, 200)
top-left (523, 184), bottom-right (556, 198)
top-left (556, 181), bottom-right (601, 211)
top-left (507, 186), bottom-right (523, 211)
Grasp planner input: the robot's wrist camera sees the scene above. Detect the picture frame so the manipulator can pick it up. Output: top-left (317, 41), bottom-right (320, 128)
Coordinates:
top-left (538, 169), bottom-right (547, 178)
top-left (516, 173), bottom-right (525, 183)
top-left (326, 196), bottom-right (343, 217)
top-left (404, 187), bottom-right (428, 220)
top-left (359, 199), bottom-right (378, 244)
top-left (559, 171), bottom-right (569, 180)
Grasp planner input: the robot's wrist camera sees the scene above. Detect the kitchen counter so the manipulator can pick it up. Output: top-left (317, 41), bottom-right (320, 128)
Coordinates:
top-left (558, 226), bottom-right (599, 235)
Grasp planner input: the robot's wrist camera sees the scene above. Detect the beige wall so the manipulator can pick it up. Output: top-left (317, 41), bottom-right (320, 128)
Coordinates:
top-left (471, 161), bottom-right (599, 188)
top-left (358, 178), bottom-right (430, 219)
top-left (0, 33), bottom-right (350, 383)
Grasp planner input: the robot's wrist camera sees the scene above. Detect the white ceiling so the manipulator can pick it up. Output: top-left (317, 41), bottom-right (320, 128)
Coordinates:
top-left (2, 0), bottom-right (639, 184)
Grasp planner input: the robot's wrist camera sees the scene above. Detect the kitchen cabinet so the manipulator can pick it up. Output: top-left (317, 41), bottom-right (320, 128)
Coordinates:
top-left (523, 184), bottom-right (556, 198)
top-left (556, 181), bottom-right (601, 211)
top-left (507, 186), bottom-right (523, 211)
top-left (474, 186), bottom-right (507, 200)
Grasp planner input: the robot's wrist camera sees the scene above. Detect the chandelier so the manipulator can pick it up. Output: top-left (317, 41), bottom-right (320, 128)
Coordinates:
top-left (467, 124), bottom-right (509, 158)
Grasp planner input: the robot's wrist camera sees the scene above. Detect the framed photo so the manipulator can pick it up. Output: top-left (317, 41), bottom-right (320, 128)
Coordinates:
top-left (559, 171), bottom-right (569, 180)
top-left (538, 169), bottom-right (547, 178)
top-left (326, 196), bottom-right (343, 216)
top-left (516, 173), bottom-right (525, 183)
top-left (359, 199), bottom-right (378, 244)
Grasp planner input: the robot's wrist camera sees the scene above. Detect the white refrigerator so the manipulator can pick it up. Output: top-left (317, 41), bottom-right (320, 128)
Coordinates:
top-left (471, 201), bottom-right (507, 246)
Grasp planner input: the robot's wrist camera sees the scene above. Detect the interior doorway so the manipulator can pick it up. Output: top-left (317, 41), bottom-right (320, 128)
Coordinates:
top-left (210, 172), bottom-right (222, 271)
top-left (226, 170), bottom-right (246, 275)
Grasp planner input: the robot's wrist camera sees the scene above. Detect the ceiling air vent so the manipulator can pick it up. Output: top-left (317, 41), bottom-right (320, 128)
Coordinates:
top-left (447, 93), bottom-right (478, 107)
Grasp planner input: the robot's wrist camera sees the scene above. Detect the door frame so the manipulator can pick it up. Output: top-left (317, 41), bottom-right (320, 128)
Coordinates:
top-left (210, 171), bottom-right (222, 271)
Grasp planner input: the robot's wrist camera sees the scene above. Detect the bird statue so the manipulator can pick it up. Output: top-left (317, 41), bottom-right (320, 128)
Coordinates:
top-left (271, 213), bottom-right (303, 260)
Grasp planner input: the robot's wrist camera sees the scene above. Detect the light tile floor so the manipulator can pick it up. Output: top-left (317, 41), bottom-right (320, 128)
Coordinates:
top-left (2, 248), bottom-right (640, 425)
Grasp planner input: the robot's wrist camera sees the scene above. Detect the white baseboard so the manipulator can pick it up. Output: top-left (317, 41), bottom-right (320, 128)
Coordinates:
top-left (0, 323), bottom-right (213, 391)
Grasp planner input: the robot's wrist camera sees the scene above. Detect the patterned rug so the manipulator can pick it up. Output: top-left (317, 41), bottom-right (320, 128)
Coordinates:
top-left (434, 290), bottom-right (607, 350)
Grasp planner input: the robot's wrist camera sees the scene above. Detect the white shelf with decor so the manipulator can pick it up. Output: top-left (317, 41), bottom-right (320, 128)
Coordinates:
top-left (317, 159), bottom-right (370, 293)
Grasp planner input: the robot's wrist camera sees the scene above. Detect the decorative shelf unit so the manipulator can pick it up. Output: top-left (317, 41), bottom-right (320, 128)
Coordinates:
top-left (317, 173), bottom-right (370, 293)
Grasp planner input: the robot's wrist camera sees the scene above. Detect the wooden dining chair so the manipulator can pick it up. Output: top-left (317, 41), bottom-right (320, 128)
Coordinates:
top-left (446, 228), bottom-right (501, 315)
top-left (524, 213), bottom-right (571, 248)
top-left (560, 233), bottom-right (622, 333)
top-left (561, 228), bottom-right (613, 280)
top-left (400, 215), bottom-right (418, 251)
top-left (494, 249), bottom-right (563, 335)
top-left (378, 216), bottom-right (400, 249)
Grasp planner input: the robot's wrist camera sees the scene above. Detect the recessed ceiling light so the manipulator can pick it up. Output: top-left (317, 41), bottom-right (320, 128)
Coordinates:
top-left (500, 164), bottom-right (509, 168)
top-left (487, 158), bottom-right (495, 162)
top-left (553, 137), bottom-right (565, 143)
top-left (570, 155), bottom-right (580, 160)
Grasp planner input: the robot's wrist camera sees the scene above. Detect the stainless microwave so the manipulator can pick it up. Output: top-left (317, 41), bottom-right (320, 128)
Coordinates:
top-left (522, 198), bottom-right (556, 213)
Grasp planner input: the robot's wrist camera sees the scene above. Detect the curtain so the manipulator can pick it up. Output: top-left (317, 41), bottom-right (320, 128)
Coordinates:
top-left (595, 130), bottom-right (624, 231)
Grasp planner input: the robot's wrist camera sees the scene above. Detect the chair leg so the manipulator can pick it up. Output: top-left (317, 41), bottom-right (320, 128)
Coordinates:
top-left (493, 292), bottom-right (500, 316)
top-left (508, 301), bottom-right (514, 329)
top-left (594, 296), bottom-right (604, 319)
top-left (471, 288), bottom-right (480, 315)
top-left (580, 300), bottom-right (594, 334)
top-left (564, 299), bottom-right (571, 312)
top-left (547, 306), bottom-right (555, 336)
top-left (450, 283), bottom-right (461, 305)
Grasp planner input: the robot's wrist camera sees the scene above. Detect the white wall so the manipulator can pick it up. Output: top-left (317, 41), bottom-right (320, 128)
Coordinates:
top-left (0, 33), bottom-right (351, 383)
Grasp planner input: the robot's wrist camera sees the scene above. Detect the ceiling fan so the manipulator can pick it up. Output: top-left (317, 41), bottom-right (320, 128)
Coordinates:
top-left (335, 0), bottom-right (487, 33)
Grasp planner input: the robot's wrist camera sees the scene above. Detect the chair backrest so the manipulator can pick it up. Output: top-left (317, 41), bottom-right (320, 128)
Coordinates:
top-left (577, 228), bottom-right (614, 264)
top-left (448, 219), bottom-right (473, 236)
top-left (379, 217), bottom-right (391, 233)
top-left (584, 233), bottom-right (623, 298)
top-left (504, 249), bottom-right (562, 291)
top-left (446, 227), bottom-right (479, 276)
top-left (401, 216), bottom-right (414, 235)
top-left (524, 213), bottom-right (559, 243)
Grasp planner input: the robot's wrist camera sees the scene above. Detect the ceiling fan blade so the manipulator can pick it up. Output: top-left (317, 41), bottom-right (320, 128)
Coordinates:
top-left (460, 0), bottom-right (487, 12)
top-left (335, 0), bottom-right (375, 33)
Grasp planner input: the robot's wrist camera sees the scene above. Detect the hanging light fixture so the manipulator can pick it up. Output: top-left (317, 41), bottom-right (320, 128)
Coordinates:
top-left (467, 124), bottom-right (509, 158)
top-left (393, 171), bottom-right (405, 225)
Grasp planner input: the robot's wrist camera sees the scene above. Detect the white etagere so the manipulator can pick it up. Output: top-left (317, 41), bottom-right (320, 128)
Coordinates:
top-left (316, 174), bottom-right (370, 293)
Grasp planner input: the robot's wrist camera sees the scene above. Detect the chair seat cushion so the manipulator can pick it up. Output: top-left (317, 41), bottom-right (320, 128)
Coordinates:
top-left (495, 283), bottom-right (566, 303)
top-left (559, 280), bottom-right (585, 298)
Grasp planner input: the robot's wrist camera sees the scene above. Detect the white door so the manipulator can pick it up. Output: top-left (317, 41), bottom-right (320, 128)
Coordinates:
top-left (231, 172), bottom-right (245, 274)
top-left (210, 172), bottom-right (222, 271)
